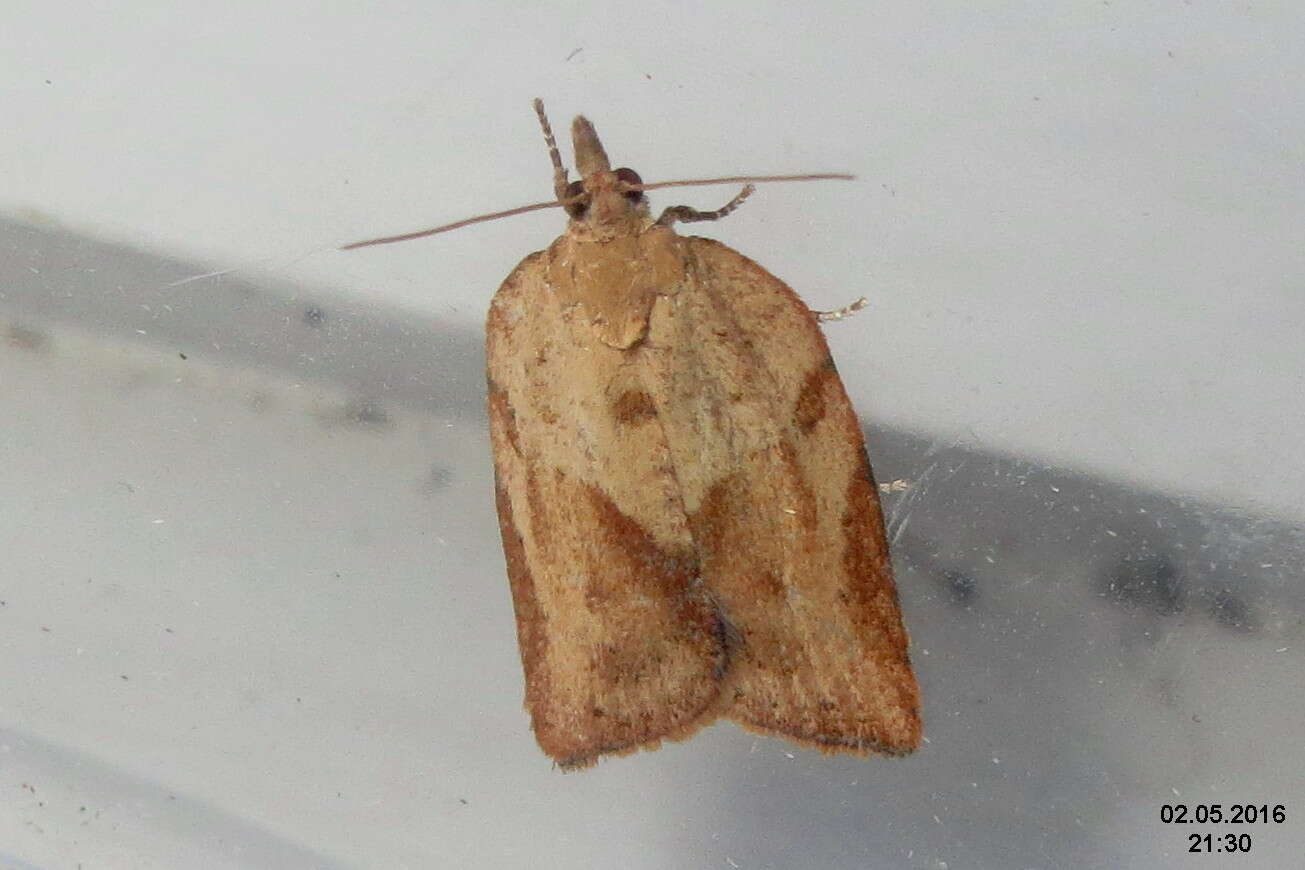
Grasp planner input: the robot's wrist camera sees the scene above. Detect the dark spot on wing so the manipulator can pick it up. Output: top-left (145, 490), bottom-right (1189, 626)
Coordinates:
top-left (612, 389), bottom-right (657, 424)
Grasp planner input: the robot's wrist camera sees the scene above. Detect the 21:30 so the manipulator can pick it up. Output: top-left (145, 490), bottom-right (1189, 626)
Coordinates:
top-left (1189, 833), bottom-right (1252, 853)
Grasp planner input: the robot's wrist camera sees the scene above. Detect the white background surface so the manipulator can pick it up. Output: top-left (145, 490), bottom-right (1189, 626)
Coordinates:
top-left (2, 3), bottom-right (1303, 869)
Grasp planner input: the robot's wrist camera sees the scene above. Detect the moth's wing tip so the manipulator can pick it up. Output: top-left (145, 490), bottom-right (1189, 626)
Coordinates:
top-left (726, 702), bottom-right (924, 759)
top-left (542, 708), bottom-right (726, 771)
top-left (834, 720), bottom-right (924, 757)
top-left (552, 741), bottom-right (644, 773)
top-left (554, 754), bottom-right (598, 773)
top-left (820, 737), bottom-right (922, 759)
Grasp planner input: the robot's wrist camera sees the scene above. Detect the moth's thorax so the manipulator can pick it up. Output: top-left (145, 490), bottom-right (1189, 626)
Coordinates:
top-left (545, 223), bottom-right (687, 350)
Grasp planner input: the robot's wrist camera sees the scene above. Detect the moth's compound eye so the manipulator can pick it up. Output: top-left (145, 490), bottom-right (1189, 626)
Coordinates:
top-left (563, 180), bottom-right (588, 218)
top-left (615, 167), bottom-right (644, 202)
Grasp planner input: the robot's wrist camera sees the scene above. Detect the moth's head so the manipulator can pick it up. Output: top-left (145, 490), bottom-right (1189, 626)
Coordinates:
top-left (336, 99), bottom-right (853, 253)
top-left (562, 115), bottom-right (649, 229)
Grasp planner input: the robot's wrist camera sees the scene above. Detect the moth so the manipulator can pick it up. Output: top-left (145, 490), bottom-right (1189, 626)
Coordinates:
top-left (346, 101), bottom-right (921, 769)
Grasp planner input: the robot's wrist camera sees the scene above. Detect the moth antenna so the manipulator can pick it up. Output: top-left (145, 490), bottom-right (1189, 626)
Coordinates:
top-left (632, 173), bottom-right (854, 192)
top-left (533, 98), bottom-right (570, 202)
top-left (341, 105), bottom-right (852, 251)
top-left (339, 196), bottom-right (583, 250)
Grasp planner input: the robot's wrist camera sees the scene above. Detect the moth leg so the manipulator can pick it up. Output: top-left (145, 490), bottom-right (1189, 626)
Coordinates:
top-left (813, 296), bottom-right (868, 323)
top-left (656, 184), bottom-right (754, 227)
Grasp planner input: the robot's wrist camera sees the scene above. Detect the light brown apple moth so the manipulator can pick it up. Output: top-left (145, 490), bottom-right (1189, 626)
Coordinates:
top-left (345, 101), bottom-right (921, 770)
